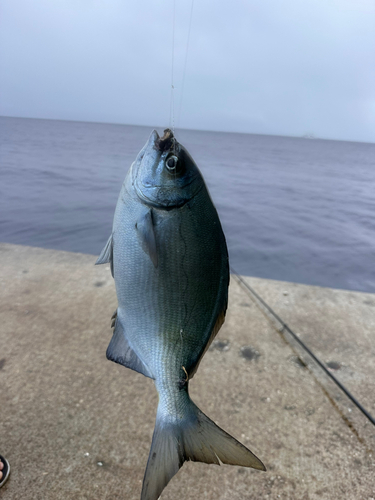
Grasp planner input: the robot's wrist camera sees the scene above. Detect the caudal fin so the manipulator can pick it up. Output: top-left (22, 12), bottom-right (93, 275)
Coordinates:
top-left (141, 398), bottom-right (265, 500)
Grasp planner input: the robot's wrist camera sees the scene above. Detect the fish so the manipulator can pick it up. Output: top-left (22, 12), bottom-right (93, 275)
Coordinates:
top-left (96, 129), bottom-right (265, 500)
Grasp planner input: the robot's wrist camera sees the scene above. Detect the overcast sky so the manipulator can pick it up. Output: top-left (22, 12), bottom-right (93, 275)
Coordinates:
top-left (1, 0), bottom-right (374, 142)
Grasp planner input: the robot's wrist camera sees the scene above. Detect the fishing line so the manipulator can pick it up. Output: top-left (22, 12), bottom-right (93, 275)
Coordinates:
top-left (169, 0), bottom-right (176, 134)
top-left (173, 148), bottom-right (184, 356)
top-left (169, 0), bottom-right (185, 374)
top-left (177, 0), bottom-right (195, 128)
top-left (231, 268), bottom-right (375, 428)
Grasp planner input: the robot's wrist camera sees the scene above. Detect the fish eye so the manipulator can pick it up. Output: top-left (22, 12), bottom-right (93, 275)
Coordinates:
top-left (165, 155), bottom-right (179, 172)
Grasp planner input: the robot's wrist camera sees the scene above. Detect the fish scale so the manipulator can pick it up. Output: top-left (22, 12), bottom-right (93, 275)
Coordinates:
top-left (96, 129), bottom-right (265, 500)
top-left (115, 190), bottom-right (224, 376)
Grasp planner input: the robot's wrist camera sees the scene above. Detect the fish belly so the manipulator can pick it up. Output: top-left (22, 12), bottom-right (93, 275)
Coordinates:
top-left (112, 182), bottom-right (228, 382)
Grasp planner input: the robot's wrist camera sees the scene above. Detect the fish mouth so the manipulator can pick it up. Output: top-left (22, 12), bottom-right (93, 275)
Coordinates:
top-left (135, 191), bottom-right (192, 210)
top-left (131, 128), bottom-right (203, 209)
top-left (155, 129), bottom-right (175, 153)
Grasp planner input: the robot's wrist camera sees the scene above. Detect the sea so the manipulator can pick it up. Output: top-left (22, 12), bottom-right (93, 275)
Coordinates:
top-left (1, 116), bottom-right (374, 293)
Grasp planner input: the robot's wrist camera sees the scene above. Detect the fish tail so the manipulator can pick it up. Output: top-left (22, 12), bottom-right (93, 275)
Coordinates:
top-left (141, 395), bottom-right (265, 500)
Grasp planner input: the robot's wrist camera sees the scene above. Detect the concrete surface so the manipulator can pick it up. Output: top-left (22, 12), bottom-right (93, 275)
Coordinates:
top-left (0, 243), bottom-right (374, 500)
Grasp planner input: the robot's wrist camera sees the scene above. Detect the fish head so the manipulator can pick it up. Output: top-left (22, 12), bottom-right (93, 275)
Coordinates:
top-left (131, 129), bottom-right (203, 208)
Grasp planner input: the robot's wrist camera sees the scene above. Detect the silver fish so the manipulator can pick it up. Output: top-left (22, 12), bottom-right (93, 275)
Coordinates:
top-left (96, 129), bottom-right (265, 500)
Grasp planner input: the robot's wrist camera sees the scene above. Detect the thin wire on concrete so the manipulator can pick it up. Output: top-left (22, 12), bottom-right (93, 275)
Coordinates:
top-left (231, 268), bottom-right (375, 428)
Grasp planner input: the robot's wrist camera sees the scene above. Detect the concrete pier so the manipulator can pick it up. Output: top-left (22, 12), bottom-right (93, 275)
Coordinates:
top-left (0, 243), bottom-right (374, 499)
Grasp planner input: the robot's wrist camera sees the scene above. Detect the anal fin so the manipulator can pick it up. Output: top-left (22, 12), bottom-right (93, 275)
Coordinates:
top-left (107, 313), bottom-right (153, 380)
top-left (95, 234), bottom-right (114, 277)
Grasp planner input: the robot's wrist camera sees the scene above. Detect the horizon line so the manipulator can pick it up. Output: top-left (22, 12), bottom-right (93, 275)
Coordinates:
top-left (1, 114), bottom-right (374, 146)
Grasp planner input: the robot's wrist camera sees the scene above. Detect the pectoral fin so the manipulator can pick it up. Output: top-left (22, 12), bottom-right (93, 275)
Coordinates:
top-left (136, 210), bottom-right (158, 268)
top-left (95, 234), bottom-right (114, 277)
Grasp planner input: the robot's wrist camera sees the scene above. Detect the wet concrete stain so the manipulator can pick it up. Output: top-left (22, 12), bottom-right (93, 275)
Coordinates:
top-left (326, 361), bottom-right (341, 370)
top-left (289, 355), bottom-right (307, 368)
top-left (0, 358), bottom-right (5, 370)
top-left (94, 281), bottom-right (106, 287)
top-left (210, 339), bottom-right (230, 352)
top-left (315, 486), bottom-right (329, 495)
top-left (240, 346), bottom-right (260, 361)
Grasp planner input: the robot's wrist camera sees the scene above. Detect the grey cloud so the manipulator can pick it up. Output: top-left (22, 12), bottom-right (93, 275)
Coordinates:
top-left (0, 0), bottom-right (374, 142)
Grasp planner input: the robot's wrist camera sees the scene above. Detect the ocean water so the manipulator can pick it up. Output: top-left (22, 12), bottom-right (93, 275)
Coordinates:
top-left (1, 116), bottom-right (374, 293)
